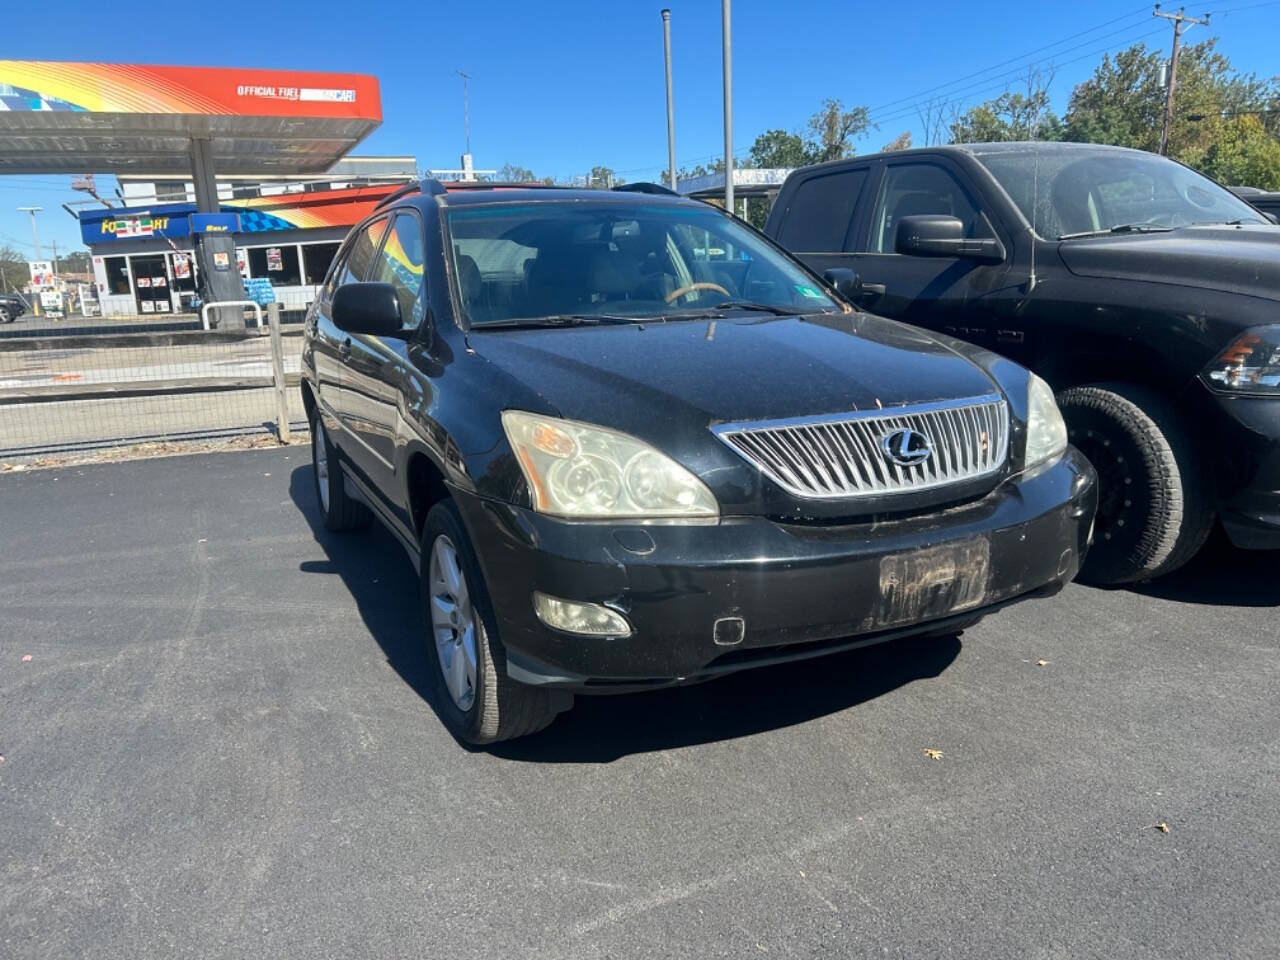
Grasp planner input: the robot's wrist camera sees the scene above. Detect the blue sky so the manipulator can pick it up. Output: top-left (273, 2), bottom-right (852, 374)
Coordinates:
top-left (3, 0), bottom-right (1278, 258)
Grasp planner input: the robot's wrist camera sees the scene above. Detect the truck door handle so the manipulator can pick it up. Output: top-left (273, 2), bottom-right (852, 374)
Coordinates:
top-left (859, 283), bottom-right (887, 297)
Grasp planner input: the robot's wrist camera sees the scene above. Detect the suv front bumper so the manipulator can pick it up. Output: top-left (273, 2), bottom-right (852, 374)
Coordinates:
top-left (455, 449), bottom-right (1097, 691)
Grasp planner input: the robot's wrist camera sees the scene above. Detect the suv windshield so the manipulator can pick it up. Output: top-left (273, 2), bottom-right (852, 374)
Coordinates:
top-left (972, 147), bottom-right (1267, 239)
top-left (445, 200), bottom-right (838, 326)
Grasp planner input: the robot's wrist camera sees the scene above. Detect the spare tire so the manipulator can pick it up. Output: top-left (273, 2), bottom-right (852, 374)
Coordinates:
top-left (1057, 382), bottom-right (1213, 585)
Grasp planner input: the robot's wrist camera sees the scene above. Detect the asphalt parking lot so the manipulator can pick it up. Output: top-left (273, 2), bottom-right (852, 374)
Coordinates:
top-left (2, 446), bottom-right (1277, 959)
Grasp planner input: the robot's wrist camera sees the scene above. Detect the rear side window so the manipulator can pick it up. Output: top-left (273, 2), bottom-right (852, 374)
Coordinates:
top-left (775, 169), bottom-right (867, 251)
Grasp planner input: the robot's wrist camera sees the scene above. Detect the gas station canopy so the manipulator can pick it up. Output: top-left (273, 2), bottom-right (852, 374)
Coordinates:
top-left (0, 60), bottom-right (382, 174)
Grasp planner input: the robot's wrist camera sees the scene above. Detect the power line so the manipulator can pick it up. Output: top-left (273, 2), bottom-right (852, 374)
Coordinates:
top-left (863, 4), bottom-right (1152, 117)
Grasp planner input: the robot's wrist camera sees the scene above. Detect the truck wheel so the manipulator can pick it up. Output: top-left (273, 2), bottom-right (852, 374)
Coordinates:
top-left (1057, 383), bottom-right (1213, 585)
top-left (310, 410), bottom-right (371, 532)
top-left (422, 500), bottom-right (571, 744)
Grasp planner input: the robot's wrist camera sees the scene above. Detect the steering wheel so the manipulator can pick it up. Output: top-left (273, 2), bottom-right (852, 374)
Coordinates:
top-left (665, 281), bottom-right (732, 304)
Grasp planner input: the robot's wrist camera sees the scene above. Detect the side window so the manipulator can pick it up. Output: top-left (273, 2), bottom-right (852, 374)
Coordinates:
top-left (327, 217), bottom-right (390, 297)
top-left (776, 168), bottom-right (868, 251)
top-left (369, 212), bottom-right (426, 330)
top-left (868, 163), bottom-right (988, 254)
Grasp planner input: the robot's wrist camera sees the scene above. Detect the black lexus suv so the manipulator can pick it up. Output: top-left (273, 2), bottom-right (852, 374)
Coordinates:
top-left (301, 180), bottom-right (1096, 743)
top-left (766, 142), bottom-right (1280, 585)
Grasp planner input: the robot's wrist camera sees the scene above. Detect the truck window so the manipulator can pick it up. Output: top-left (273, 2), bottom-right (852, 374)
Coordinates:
top-left (867, 163), bottom-right (987, 253)
top-left (776, 169), bottom-right (867, 251)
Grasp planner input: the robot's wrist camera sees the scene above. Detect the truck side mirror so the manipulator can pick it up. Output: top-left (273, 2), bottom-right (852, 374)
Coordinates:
top-left (894, 215), bottom-right (1005, 263)
top-left (822, 268), bottom-right (862, 300)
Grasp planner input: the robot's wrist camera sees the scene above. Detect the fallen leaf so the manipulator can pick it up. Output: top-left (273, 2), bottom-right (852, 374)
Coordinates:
top-left (924, 748), bottom-right (944, 761)
top-left (1036, 658), bottom-right (1049, 667)
top-left (1155, 821), bottom-right (1170, 834)
top-left (21, 655), bottom-right (32, 662)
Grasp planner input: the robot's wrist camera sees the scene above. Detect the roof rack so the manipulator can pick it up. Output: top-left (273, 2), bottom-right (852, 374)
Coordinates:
top-left (613, 182), bottom-right (680, 196)
top-left (373, 177), bottom-right (447, 211)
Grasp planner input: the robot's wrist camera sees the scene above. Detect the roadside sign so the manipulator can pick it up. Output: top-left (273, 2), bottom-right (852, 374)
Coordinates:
top-left (28, 260), bottom-right (55, 289)
top-left (39, 289), bottom-right (65, 318)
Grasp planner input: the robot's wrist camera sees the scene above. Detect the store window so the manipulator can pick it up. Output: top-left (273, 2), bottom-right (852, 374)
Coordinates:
top-left (103, 256), bottom-right (131, 295)
top-left (247, 245), bottom-right (303, 285)
top-left (302, 242), bottom-right (341, 285)
top-left (170, 252), bottom-right (196, 293)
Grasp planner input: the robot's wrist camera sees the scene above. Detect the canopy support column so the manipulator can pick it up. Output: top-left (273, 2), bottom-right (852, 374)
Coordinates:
top-left (190, 137), bottom-right (246, 329)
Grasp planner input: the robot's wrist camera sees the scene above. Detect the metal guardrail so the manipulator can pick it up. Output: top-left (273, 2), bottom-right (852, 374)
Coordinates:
top-left (200, 300), bottom-right (264, 331)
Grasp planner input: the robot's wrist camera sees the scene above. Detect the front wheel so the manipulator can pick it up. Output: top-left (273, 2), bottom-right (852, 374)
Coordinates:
top-left (0, 305), bottom-right (11, 324)
top-left (1057, 382), bottom-right (1213, 585)
top-left (422, 500), bottom-right (570, 744)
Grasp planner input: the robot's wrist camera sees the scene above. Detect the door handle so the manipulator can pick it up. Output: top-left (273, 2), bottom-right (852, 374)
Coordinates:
top-left (859, 283), bottom-right (887, 298)
top-left (338, 339), bottom-right (352, 361)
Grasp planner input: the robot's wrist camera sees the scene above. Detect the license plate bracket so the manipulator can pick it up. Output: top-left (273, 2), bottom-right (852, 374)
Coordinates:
top-left (875, 536), bottom-right (991, 628)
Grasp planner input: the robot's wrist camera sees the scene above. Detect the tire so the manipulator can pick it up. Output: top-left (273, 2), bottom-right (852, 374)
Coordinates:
top-left (310, 409), bottom-right (371, 532)
top-left (0, 305), bottom-right (11, 323)
top-left (421, 500), bottom-right (571, 744)
top-left (1057, 382), bottom-right (1214, 585)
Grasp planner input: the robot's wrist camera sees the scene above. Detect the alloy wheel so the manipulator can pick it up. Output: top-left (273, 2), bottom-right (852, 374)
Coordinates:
top-left (428, 535), bottom-right (478, 711)
top-left (313, 420), bottom-right (331, 513)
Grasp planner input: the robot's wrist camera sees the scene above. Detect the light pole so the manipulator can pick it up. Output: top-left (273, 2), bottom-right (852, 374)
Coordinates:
top-left (17, 206), bottom-right (43, 261)
top-left (661, 9), bottom-right (677, 192)
top-left (721, 0), bottom-right (734, 214)
top-left (17, 206), bottom-right (43, 315)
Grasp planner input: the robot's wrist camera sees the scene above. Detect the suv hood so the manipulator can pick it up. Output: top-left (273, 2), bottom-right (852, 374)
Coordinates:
top-left (467, 312), bottom-right (999, 442)
top-left (1058, 224), bottom-right (1280, 300)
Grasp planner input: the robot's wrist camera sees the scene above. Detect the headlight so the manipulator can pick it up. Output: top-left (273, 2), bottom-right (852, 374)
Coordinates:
top-left (1204, 325), bottom-right (1280, 394)
top-left (1025, 373), bottom-right (1068, 468)
top-left (501, 410), bottom-right (718, 519)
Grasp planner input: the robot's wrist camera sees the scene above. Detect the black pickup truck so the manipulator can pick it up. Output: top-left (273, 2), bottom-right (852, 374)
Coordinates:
top-left (0, 291), bottom-right (28, 323)
top-left (766, 141), bottom-right (1280, 584)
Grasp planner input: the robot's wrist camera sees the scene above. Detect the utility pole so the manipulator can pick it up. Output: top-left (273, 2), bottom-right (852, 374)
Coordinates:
top-left (721, 0), bottom-right (734, 214)
top-left (1154, 5), bottom-right (1210, 156)
top-left (662, 9), bottom-right (677, 192)
top-left (51, 239), bottom-right (59, 278)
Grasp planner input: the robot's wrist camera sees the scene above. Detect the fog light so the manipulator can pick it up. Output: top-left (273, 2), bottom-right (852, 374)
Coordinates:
top-left (532, 592), bottom-right (632, 637)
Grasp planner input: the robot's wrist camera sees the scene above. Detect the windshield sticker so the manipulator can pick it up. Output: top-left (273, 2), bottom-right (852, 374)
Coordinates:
top-left (795, 284), bottom-right (826, 299)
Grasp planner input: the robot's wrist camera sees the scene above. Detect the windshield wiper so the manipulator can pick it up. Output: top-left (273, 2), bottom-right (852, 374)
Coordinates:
top-left (674, 300), bottom-right (812, 317)
top-left (1057, 223), bottom-right (1175, 240)
top-left (475, 313), bottom-right (640, 329)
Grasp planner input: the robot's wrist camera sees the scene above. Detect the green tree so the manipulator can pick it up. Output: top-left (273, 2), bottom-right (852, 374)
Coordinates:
top-left (950, 71), bottom-right (1058, 143)
top-left (1061, 38), bottom-right (1280, 173)
top-left (806, 98), bottom-right (872, 162)
top-left (748, 129), bottom-right (810, 167)
top-left (588, 165), bottom-right (623, 188)
top-left (881, 131), bottom-right (913, 152)
top-left (1200, 114), bottom-right (1280, 189)
top-left (0, 244), bottom-right (29, 293)
top-left (495, 162), bottom-right (537, 183)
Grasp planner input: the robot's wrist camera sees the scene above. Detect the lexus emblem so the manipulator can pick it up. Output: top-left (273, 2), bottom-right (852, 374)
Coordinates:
top-left (881, 427), bottom-right (933, 467)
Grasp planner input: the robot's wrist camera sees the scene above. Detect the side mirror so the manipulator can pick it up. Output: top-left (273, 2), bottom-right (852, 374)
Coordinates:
top-left (894, 215), bottom-right (1005, 263)
top-left (1264, 212), bottom-right (1279, 225)
top-left (332, 282), bottom-right (402, 336)
top-left (822, 267), bottom-right (862, 300)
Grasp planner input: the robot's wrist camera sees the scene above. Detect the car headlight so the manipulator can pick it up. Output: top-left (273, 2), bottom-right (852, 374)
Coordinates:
top-left (501, 410), bottom-right (718, 519)
top-left (1025, 373), bottom-right (1068, 468)
top-left (1204, 325), bottom-right (1280, 394)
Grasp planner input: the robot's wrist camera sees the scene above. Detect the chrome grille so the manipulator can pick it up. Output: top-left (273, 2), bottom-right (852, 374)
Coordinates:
top-left (713, 394), bottom-right (1009, 500)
